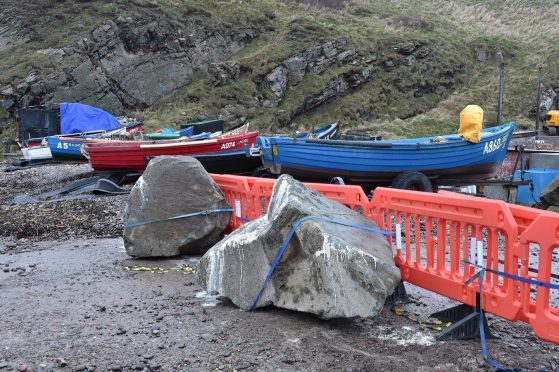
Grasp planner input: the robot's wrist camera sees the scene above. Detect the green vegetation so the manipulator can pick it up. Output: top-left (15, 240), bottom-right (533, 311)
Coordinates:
top-left (1, 0), bottom-right (556, 138)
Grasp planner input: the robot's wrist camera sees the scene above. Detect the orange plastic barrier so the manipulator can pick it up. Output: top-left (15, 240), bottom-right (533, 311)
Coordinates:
top-left (210, 175), bottom-right (559, 344)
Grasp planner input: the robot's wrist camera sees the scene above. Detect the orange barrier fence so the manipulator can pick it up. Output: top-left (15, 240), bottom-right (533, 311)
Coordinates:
top-left (210, 174), bottom-right (559, 344)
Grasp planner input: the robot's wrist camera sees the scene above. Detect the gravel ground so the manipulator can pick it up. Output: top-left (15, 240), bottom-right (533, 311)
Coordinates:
top-left (0, 162), bottom-right (557, 371)
top-left (0, 162), bottom-right (126, 244)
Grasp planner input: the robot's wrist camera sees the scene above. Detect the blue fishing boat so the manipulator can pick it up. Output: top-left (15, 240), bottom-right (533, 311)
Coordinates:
top-left (257, 122), bottom-right (515, 185)
top-left (47, 136), bottom-right (91, 159)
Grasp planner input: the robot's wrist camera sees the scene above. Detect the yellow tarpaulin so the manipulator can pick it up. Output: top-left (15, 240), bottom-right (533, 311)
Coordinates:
top-left (459, 105), bottom-right (483, 143)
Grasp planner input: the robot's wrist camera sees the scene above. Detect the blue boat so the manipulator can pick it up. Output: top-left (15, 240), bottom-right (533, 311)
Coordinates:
top-left (258, 122), bottom-right (515, 185)
top-left (47, 136), bottom-right (90, 159)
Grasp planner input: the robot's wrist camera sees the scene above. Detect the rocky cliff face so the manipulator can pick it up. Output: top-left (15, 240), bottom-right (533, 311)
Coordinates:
top-left (0, 0), bottom-right (496, 134)
top-left (1, 16), bottom-right (258, 118)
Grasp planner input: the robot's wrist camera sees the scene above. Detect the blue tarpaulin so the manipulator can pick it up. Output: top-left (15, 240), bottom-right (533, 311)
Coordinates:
top-left (60, 102), bottom-right (120, 134)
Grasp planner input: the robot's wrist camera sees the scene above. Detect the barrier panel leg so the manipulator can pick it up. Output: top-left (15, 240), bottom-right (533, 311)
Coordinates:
top-left (385, 281), bottom-right (410, 305)
top-left (432, 293), bottom-right (497, 341)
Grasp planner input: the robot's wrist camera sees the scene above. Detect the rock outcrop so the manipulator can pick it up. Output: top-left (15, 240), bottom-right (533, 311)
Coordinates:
top-left (124, 156), bottom-right (231, 257)
top-left (198, 175), bottom-right (400, 319)
top-left (1, 16), bottom-right (258, 117)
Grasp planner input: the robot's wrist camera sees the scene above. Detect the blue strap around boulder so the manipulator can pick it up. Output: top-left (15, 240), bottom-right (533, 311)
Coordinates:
top-left (125, 208), bottom-right (234, 229)
top-left (251, 215), bottom-right (391, 310)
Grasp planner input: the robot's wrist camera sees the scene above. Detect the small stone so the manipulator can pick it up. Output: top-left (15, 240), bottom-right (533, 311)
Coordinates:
top-left (98, 305), bottom-right (106, 312)
top-left (16, 365), bottom-right (27, 372)
top-left (108, 365), bottom-right (122, 371)
top-left (57, 358), bottom-right (68, 367)
top-left (2, 268), bottom-right (8, 273)
top-left (403, 55), bottom-right (416, 66)
top-left (28, 263), bottom-right (36, 268)
top-left (115, 328), bottom-right (126, 335)
top-left (0, 362), bottom-right (8, 369)
top-left (74, 365), bottom-right (87, 371)
top-left (223, 351), bottom-right (231, 358)
top-left (142, 354), bottom-right (154, 360)
top-left (152, 329), bottom-right (160, 336)
top-left (156, 315), bottom-right (163, 321)
top-left (178, 344), bottom-right (186, 349)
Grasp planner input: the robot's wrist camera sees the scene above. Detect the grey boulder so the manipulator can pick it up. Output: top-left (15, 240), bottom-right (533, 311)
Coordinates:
top-left (198, 175), bottom-right (400, 319)
top-left (124, 156), bottom-right (231, 257)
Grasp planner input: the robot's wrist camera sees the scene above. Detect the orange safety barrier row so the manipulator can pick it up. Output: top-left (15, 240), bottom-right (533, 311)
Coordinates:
top-left (210, 174), bottom-right (559, 344)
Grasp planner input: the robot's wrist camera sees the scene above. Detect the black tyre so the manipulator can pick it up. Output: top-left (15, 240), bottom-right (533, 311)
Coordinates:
top-left (251, 166), bottom-right (273, 178)
top-left (390, 172), bottom-right (433, 192)
top-left (549, 127), bottom-right (558, 136)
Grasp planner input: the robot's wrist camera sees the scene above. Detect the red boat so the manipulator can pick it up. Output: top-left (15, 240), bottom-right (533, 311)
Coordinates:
top-left (84, 130), bottom-right (261, 173)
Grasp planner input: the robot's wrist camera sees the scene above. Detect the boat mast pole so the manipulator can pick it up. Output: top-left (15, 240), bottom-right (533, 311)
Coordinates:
top-left (496, 51), bottom-right (504, 125)
top-left (535, 64), bottom-right (542, 133)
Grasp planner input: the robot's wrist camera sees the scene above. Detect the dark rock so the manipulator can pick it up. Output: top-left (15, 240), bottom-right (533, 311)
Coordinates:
top-left (336, 50), bottom-right (357, 64)
top-left (402, 55), bottom-right (416, 66)
top-left (474, 47), bottom-right (486, 62)
top-left (383, 60), bottom-right (395, 69)
top-left (297, 66), bottom-right (373, 114)
top-left (219, 104), bottom-right (246, 127)
top-left (394, 41), bottom-right (421, 55)
top-left (365, 54), bottom-right (377, 63)
top-left (198, 175), bottom-right (400, 318)
top-left (266, 66), bottom-right (288, 98)
top-left (124, 156), bottom-right (230, 257)
top-left (56, 358), bottom-right (68, 367)
top-left (284, 56), bottom-right (306, 85)
top-left (1, 86), bottom-right (14, 96)
top-left (1, 98), bottom-right (15, 110)
top-left (322, 41), bottom-right (338, 58)
top-left (413, 47), bottom-right (431, 59)
top-left (206, 61), bottom-right (240, 87)
top-left (16, 83), bottom-right (28, 95)
top-left (30, 82), bottom-right (45, 96)
top-left (261, 99), bottom-right (276, 109)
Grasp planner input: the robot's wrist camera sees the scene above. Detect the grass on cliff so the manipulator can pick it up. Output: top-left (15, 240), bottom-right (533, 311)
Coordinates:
top-left (2, 0), bottom-right (557, 138)
top-left (142, 0), bottom-right (552, 137)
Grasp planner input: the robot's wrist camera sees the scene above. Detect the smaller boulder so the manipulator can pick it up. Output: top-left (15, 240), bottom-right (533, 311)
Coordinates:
top-left (402, 55), bottom-right (416, 66)
top-left (124, 156), bottom-right (231, 257)
top-left (266, 66), bottom-right (288, 97)
top-left (285, 56), bottom-right (306, 85)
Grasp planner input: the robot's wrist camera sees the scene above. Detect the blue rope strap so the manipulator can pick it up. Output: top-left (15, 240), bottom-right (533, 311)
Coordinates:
top-left (250, 215), bottom-right (391, 310)
top-left (463, 259), bottom-right (559, 371)
top-left (126, 208), bottom-right (234, 229)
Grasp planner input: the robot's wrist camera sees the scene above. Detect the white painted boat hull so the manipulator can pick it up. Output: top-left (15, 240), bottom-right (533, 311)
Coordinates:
top-left (21, 146), bottom-right (52, 162)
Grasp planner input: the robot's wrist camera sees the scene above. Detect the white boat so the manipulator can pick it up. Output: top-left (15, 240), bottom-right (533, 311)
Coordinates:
top-left (19, 144), bottom-right (53, 162)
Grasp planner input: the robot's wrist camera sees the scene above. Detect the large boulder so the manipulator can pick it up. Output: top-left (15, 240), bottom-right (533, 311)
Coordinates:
top-left (124, 156), bottom-right (231, 257)
top-left (198, 175), bottom-right (400, 319)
